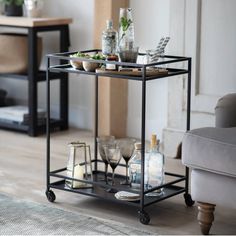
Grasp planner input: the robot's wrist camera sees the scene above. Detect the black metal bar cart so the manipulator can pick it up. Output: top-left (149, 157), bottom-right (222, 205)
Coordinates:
top-left (45, 49), bottom-right (194, 224)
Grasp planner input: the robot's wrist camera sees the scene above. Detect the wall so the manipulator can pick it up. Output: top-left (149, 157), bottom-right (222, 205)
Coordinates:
top-left (42, 0), bottom-right (95, 129)
top-left (128, 0), bottom-right (170, 140)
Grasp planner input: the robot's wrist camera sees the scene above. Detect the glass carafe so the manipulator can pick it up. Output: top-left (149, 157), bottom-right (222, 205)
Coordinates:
top-left (118, 8), bottom-right (134, 51)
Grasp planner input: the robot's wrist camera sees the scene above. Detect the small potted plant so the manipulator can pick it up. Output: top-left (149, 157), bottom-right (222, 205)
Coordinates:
top-left (0, 0), bottom-right (24, 16)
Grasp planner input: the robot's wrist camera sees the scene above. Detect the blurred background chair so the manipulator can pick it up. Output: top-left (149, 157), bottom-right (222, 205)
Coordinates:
top-left (182, 93), bottom-right (236, 235)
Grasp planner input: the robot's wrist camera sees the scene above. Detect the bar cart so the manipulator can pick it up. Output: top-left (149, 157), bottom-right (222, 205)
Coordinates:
top-left (45, 50), bottom-right (194, 224)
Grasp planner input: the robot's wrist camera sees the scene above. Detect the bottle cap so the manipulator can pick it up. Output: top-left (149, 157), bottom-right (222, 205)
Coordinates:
top-left (134, 142), bottom-right (142, 150)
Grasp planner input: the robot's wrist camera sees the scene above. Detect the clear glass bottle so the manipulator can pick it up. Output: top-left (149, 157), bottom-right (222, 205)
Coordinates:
top-left (146, 134), bottom-right (165, 196)
top-left (102, 19), bottom-right (117, 56)
top-left (129, 143), bottom-right (142, 188)
top-left (118, 8), bottom-right (134, 50)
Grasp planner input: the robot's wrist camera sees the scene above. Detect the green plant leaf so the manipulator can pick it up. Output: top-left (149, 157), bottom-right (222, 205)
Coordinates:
top-left (120, 16), bottom-right (132, 32)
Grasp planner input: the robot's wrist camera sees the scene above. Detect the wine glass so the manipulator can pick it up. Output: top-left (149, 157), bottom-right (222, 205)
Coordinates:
top-left (118, 138), bottom-right (136, 185)
top-left (104, 144), bottom-right (122, 193)
top-left (96, 136), bottom-right (115, 184)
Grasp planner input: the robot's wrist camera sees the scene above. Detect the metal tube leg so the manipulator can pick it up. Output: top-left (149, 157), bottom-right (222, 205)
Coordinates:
top-left (59, 25), bottom-right (69, 130)
top-left (185, 58), bottom-right (192, 195)
top-left (45, 57), bottom-right (56, 203)
top-left (28, 28), bottom-right (38, 136)
top-left (94, 75), bottom-right (99, 172)
top-left (184, 58), bottom-right (194, 207)
top-left (140, 72), bottom-right (146, 212)
top-left (46, 57), bottom-right (51, 192)
top-left (138, 66), bottom-right (150, 225)
top-left (186, 58), bottom-right (192, 132)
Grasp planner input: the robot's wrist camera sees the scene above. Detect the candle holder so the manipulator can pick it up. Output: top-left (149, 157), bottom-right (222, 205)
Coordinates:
top-left (66, 141), bottom-right (93, 189)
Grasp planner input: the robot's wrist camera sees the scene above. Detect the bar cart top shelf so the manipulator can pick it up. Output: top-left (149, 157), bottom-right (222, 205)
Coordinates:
top-left (47, 49), bottom-right (191, 81)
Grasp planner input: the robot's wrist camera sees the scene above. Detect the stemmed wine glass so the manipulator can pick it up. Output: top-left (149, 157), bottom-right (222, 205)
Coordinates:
top-left (96, 136), bottom-right (115, 184)
top-left (118, 138), bottom-right (136, 185)
top-left (104, 144), bottom-right (122, 193)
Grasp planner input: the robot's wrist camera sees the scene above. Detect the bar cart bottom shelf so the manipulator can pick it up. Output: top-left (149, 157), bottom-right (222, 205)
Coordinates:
top-left (45, 171), bottom-right (194, 224)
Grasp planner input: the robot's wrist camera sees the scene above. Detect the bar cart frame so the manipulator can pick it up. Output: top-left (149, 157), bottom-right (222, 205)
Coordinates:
top-left (45, 49), bottom-right (194, 224)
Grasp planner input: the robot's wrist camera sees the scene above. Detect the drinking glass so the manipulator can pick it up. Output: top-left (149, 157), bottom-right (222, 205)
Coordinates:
top-left (118, 138), bottom-right (135, 185)
top-left (104, 145), bottom-right (122, 193)
top-left (144, 49), bottom-right (160, 64)
top-left (118, 46), bottom-right (139, 63)
top-left (96, 136), bottom-right (115, 184)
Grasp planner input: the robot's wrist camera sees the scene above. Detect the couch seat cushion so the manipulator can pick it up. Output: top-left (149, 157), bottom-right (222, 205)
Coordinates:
top-left (182, 127), bottom-right (236, 177)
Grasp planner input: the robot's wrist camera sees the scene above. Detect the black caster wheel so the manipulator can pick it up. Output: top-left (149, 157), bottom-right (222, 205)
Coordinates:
top-left (138, 210), bottom-right (150, 225)
top-left (46, 190), bottom-right (56, 203)
top-left (184, 193), bottom-right (195, 207)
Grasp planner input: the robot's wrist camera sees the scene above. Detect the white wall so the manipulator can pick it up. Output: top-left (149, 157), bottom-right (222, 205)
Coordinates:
top-left (41, 0), bottom-right (95, 129)
top-left (128, 0), bottom-right (170, 141)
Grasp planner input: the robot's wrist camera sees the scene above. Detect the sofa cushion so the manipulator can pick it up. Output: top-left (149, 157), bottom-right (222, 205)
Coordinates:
top-left (182, 127), bottom-right (236, 178)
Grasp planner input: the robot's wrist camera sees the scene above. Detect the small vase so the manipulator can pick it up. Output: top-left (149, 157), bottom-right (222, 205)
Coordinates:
top-left (5, 4), bottom-right (23, 16)
top-left (118, 8), bottom-right (135, 51)
top-left (24, 0), bottom-right (44, 18)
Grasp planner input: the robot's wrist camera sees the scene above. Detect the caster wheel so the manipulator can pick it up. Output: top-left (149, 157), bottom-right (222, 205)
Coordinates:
top-left (184, 193), bottom-right (195, 207)
top-left (46, 190), bottom-right (56, 203)
top-left (138, 210), bottom-right (150, 225)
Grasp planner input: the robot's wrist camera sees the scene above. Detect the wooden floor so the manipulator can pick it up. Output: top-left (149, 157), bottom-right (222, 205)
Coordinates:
top-left (0, 129), bottom-right (235, 235)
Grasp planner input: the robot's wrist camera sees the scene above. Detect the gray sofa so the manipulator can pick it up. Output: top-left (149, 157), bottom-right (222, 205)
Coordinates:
top-left (182, 93), bottom-right (236, 235)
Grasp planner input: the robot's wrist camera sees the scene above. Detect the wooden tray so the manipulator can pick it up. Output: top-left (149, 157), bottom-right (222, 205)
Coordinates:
top-left (96, 67), bottom-right (168, 77)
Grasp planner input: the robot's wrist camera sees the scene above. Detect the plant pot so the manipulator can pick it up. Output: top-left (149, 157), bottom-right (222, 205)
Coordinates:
top-left (5, 4), bottom-right (23, 16)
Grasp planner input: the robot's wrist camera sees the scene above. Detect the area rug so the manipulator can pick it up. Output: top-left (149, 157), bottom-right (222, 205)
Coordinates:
top-left (0, 194), bottom-right (152, 235)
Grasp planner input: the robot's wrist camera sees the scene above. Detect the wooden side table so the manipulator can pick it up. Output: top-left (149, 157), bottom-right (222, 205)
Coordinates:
top-left (0, 16), bottom-right (72, 136)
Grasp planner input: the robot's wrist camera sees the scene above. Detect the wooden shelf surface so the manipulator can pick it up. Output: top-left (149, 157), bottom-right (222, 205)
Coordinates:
top-left (0, 16), bottom-right (72, 27)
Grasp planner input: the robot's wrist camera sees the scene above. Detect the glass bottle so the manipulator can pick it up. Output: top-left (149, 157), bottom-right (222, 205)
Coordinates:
top-left (102, 19), bottom-right (117, 56)
top-left (118, 8), bottom-right (134, 50)
top-left (129, 143), bottom-right (142, 188)
top-left (129, 142), bottom-right (149, 189)
top-left (146, 134), bottom-right (165, 196)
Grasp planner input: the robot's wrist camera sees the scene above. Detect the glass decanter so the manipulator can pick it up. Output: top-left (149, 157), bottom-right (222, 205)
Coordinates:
top-left (118, 8), bottom-right (135, 51)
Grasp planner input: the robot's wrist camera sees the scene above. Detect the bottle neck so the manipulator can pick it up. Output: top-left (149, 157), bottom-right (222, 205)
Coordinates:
top-left (150, 144), bottom-right (159, 152)
top-left (150, 134), bottom-right (159, 152)
top-left (106, 20), bottom-right (113, 30)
